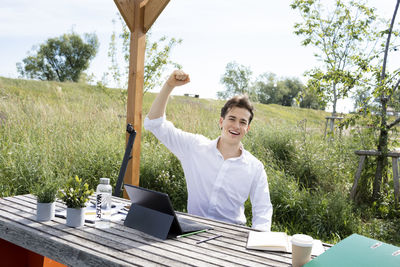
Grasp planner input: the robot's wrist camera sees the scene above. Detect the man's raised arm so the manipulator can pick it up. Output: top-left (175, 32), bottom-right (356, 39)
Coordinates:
top-left (147, 70), bottom-right (190, 120)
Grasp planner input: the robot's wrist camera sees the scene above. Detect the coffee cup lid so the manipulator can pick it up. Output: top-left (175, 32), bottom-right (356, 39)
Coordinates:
top-left (291, 234), bottom-right (313, 247)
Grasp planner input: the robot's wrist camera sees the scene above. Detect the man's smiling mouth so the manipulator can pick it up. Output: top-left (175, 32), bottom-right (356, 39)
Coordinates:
top-left (229, 130), bottom-right (240, 135)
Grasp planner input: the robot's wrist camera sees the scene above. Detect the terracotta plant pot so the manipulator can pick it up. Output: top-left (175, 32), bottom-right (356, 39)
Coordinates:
top-left (36, 202), bottom-right (55, 222)
top-left (66, 208), bottom-right (85, 227)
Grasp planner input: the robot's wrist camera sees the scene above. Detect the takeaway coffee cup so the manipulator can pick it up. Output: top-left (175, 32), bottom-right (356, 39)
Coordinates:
top-left (291, 234), bottom-right (313, 267)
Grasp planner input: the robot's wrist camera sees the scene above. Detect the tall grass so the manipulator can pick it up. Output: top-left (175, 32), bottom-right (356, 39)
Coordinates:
top-left (0, 78), bottom-right (126, 193)
top-left (1, 77), bottom-right (399, 245)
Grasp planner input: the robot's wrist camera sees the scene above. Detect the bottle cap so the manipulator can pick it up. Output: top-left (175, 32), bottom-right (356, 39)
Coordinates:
top-left (99, 178), bottom-right (110, 185)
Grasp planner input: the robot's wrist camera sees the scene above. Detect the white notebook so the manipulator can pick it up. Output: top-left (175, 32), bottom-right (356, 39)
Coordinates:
top-left (246, 231), bottom-right (325, 256)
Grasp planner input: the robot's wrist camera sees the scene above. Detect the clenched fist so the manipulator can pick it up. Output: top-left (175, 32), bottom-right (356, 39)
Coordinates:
top-left (166, 70), bottom-right (190, 88)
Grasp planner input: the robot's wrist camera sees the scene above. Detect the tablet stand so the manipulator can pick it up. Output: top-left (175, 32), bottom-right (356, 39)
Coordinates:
top-left (124, 204), bottom-right (174, 240)
top-left (114, 123), bottom-right (136, 197)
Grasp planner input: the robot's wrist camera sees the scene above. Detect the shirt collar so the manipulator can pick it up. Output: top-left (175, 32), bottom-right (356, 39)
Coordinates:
top-left (212, 137), bottom-right (248, 163)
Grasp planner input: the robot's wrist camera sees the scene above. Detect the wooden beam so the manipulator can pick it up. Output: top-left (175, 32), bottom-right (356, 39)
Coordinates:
top-left (114, 0), bottom-right (135, 32)
top-left (355, 150), bottom-right (400, 157)
top-left (143, 0), bottom-right (169, 33)
top-left (114, 0), bottom-right (169, 33)
top-left (393, 157), bottom-right (399, 206)
top-left (123, 0), bottom-right (146, 194)
top-left (113, 0), bottom-right (170, 197)
top-left (350, 155), bottom-right (366, 200)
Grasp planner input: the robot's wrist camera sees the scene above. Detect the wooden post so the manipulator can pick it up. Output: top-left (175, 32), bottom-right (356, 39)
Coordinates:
top-left (392, 157), bottom-right (399, 206)
top-left (324, 116), bottom-right (344, 137)
top-left (350, 155), bottom-right (366, 200)
top-left (125, 0), bottom-right (146, 192)
top-left (114, 0), bottom-right (169, 197)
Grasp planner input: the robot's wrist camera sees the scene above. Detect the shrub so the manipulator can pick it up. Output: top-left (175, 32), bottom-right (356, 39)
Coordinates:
top-left (360, 217), bottom-right (400, 246)
top-left (268, 166), bottom-right (309, 233)
top-left (267, 164), bottom-right (360, 243)
top-left (244, 125), bottom-right (296, 169)
top-left (305, 190), bottom-right (360, 242)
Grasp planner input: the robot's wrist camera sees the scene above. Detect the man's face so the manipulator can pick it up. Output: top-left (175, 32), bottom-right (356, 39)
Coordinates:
top-left (219, 107), bottom-right (251, 144)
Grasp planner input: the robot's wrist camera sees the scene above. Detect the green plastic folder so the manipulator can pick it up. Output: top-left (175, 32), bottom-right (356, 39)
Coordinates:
top-left (305, 234), bottom-right (400, 267)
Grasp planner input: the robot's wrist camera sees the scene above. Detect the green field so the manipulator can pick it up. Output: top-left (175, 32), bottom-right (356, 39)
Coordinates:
top-left (1, 76), bottom-right (399, 246)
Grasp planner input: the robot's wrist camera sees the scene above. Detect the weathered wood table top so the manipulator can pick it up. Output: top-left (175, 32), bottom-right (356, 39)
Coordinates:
top-left (0, 194), bottom-right (330, 266)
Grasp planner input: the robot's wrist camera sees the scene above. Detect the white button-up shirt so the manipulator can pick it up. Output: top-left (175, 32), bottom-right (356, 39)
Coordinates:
top-left (144, 115), bottom-right (273, 231)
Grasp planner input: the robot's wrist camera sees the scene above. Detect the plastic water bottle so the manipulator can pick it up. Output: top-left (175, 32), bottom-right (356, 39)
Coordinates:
top-left (95, 178), bottom-right (112, 228)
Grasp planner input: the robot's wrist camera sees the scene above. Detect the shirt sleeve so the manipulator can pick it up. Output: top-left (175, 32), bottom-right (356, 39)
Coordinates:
top-left (249, 164), bottom-right (273, 231)
top-left (143, 115), bottom-right (199, 160)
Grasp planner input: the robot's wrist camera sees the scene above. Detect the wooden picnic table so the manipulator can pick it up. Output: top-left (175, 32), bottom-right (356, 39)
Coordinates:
top-left (0, 194), bottom-right (330, 266)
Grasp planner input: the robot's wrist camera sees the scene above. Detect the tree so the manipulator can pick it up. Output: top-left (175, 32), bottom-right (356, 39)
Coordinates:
top-left (254, 73), bottom-right (305, 106)
top-left (280, 77), bottom-right (305, 106)
top-left (17, 32), bottom-right (99, 82)
top-left (352, 86), bottom-right (373, 114)
top-left (106, 14), bottom-right (182, 92)
top-left (388, 84), bottom-right (400, 111)
top-left (299, 85), bottom-right (327, 110)
top-left (219, 61), bottom-right (314, 107)
top-left (219, 62), bottom-right (308, 106)
top-left (107, 19), bottom-right (122, 88)
top-left (343, 1), bottom-right (400, 202)
top-left (253, 72), bottom-right (276, 104)
top-left (218, 61), bottom-right (253, 99)
top-left (369, 0), bottom-right (400, 201)
top-left (291, 0), bottom-right (379, 116)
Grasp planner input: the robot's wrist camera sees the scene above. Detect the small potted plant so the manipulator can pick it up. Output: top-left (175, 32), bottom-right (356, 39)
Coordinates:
top-left (32, 178), bottom-right (59, 222)
top-left (58, 175), bottom-right (94, 227)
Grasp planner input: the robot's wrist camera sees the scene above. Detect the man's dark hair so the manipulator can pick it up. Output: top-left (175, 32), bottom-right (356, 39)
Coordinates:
top-left (220, 95), bottom-right (254, 124)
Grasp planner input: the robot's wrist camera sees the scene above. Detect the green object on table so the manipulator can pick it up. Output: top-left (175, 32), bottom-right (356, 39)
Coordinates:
top-left (176, 229), bottom-right (208, 238)
top-left (305, 234), bottom-right (400, 267)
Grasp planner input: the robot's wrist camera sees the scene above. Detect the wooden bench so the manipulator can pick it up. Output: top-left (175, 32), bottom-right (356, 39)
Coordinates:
top-left (350, 150), bottom-right (400, 205)
top-left (184, 93), bottom-right (199, 98)
top-left (324, 116), bottom-right (344, 137)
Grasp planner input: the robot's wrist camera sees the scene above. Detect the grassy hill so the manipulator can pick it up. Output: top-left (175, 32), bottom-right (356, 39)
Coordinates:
top-left (1, 76), bottom-right (399, 246)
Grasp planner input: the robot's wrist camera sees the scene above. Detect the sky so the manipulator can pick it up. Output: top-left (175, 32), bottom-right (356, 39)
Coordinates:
top-left (0, 0), bottom-right (398, 113)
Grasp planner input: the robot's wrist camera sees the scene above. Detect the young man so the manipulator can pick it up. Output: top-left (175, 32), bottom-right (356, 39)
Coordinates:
top-left (144, 70), bottom-right (273, 231)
